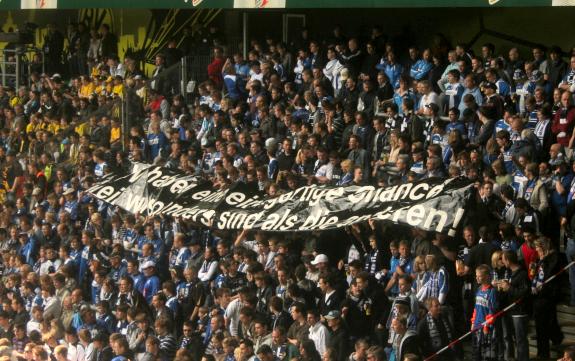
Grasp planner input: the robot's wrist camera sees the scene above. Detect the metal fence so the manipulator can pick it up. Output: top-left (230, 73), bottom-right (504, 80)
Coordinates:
top-left (0, 47), bottom-right (44, 88)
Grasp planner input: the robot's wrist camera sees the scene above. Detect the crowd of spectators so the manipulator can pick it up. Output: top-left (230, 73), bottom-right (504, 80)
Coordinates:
top-left (0, 19), bottom-right (575, 361)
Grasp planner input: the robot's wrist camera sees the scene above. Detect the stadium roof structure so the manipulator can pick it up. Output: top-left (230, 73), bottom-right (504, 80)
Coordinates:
top-left (3, 0), bottom-right (575, 10)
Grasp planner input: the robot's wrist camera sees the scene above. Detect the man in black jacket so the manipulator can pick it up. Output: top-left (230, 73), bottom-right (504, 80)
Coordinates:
top-left (548, 46), bottom-right (568, 88)
top-left (317, 274), bottom-right (341, 317)
top-left (99, 24), bottom-right (118, 60)
top-left (393, 314), bottom-right (420, 361)
top-left (500, 250), bottom-right (531, 361)
top-left (325, 310), bottom-right (350, 361)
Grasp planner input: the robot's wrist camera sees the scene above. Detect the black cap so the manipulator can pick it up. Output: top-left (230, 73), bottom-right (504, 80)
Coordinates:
top-left (483, 82), bottom-right (497, 91)
top-left (395, 296), bottom-right (411, 310)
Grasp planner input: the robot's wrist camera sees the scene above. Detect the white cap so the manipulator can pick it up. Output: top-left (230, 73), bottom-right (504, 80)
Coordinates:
top-left (50, 73), bottom-right (61, 80)
top-left (311, 254), bottom-right (328, 265)
top-left (141, 260), bottom-right (156, 269)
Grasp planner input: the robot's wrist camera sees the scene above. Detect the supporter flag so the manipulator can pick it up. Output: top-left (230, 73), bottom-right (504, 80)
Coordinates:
top-left (88, 163), bottom-right (475, 234)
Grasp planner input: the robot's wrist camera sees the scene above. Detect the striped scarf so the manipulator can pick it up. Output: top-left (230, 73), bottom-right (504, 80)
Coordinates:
top-left (426, 313), bottom-right (452, 351)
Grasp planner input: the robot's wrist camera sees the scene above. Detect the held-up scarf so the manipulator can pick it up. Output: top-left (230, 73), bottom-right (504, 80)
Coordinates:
top-left (427, 312), bottom-right (453, 351)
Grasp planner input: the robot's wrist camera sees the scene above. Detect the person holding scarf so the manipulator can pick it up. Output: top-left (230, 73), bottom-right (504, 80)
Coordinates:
top-left (417, 297), bottom-right (455, 361)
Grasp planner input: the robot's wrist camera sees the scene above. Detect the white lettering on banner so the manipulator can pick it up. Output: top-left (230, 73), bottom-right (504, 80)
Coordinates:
top-left (426, 184), bottom-right (445, 199)
top-left (448, 207), bottom-right (466, 236)
top-left (124, 193), bottom-right (148, 213)
top-left (423, 208), bottom-right (448, 230)
top-left (394, 183), bottom-right (413, 201)
top-left (224, 193), bottom-right (266, 210)
top-left (406, 205), bottom-right (426, 225)
top-left (171, 179), bottom-right (192, 194)
top-left (409, 183), bottom-right (430, 200)
top-left (299, 209), bottom-right (339, 231)
top-left (261, 213), bottom-right (280, 230)
top-left (191, 190), bottom-right (211, 200)
top-left (348, 186), bottom-right (376, 204)
top-left (226, 192), bottom-right (246, 205)
top-left (90, 163), bottom-right (472, 233)
top-left (95, 186), bottom-right (115, 199)
top-left (369, 205), bottom-right (449, 233)
top-left (262, 185), bottom-right (345, 209)
top-left (346, 180), bottom-right (446, 207)
top-left (93, 186), bottom-right (126, 204)
top-left (218, 211), bottom-right (260, 229)
top-left (162, 203), bottom-right (183, 215)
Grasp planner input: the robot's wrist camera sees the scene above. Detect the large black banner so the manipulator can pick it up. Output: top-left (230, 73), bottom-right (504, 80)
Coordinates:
top-left (88, 164), bottom-right (474, 234)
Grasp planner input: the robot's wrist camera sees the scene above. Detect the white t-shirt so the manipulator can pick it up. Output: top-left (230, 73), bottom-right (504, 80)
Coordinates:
top-left (225, 298), bottom-right (243, 337)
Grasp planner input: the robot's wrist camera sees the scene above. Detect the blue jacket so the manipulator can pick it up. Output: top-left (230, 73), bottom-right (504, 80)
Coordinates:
top-left (19, 236), bottom-right (37, 265)
top-left (444, 82), bottom-right (464, 110)
top-left (143, 275), bottom-right (160, 304)
top-left (147, 132), bottom-right (168, 160)
top-left (376, 60), bottom-right (403, 89)
top-left (496, 79), bottom-right (511, 97)
top-left (410, 59), bottom-right (433, 80)
top-left (458, 87), bottom-right (483, 119)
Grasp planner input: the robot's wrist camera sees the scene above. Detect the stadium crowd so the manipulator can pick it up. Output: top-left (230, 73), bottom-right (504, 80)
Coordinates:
top-left (0, 19), bottom-right (575, 361)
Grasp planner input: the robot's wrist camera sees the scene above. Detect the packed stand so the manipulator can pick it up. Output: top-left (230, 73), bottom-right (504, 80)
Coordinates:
top-left (1, 21), bottom-right (575, 361)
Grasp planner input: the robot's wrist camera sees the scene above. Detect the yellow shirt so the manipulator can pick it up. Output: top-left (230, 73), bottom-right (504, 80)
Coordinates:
top-left (94, 84), bottom-right (105, 96)
top-left (9, 96), bottom-right (20, 108)
top-left (75, 122), bottom-right (89, 136)
top-left (79, 83), bottom-right (95, 98)
top-left (90, 66), bottom-right (99, 78)
top-left (110, 126), bottom-right (121, 143)
top-left (38, 121), bottom-right (50, 131)
top-left (112, 84), bottom-right (124, 98)
top-left (48, 123), bottom-right (61, 135)
top-left (26, 122), bottom-right (40, 134)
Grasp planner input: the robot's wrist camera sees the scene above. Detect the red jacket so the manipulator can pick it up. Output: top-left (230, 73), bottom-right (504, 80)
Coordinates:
top-left (551, 106), bottom-right (575, 146)
top-left (207, 57), bottom-right (224, 89)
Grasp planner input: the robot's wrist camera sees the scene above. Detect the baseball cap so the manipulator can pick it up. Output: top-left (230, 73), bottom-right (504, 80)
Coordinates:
top-left (483, 82), bottom-right (497, 91)
top-left (141, 260), bottom-right (156, 269)
top-left (311, 254), bottom-right (328, 265)
top-left (324, 310), bottom-right (341, 320)
top-left (63, 188), bottom-right (75, 196)
top-left (395, 296), bottom-right (411, 310)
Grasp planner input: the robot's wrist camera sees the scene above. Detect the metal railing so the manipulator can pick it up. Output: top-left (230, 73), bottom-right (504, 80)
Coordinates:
top-left (0, 47), bottom-right (44, 88)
